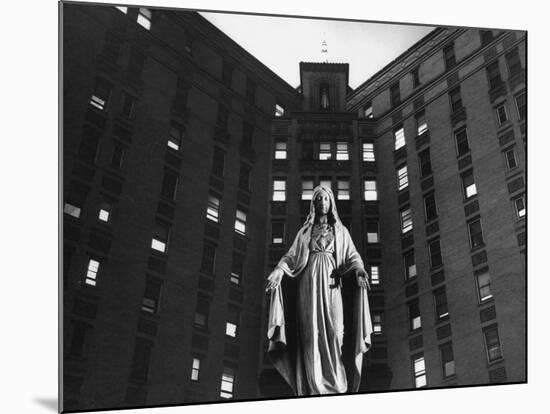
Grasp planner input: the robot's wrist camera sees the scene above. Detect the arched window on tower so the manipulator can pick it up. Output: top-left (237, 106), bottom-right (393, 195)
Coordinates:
top-left (320, 83), bottom-right (330, 110)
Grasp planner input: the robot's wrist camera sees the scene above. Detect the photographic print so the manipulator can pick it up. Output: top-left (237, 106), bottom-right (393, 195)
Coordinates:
top-left (60, 1), bottom-right (527, 412)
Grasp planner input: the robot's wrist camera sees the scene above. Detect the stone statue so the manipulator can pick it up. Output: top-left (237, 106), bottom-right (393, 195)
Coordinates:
top-left (265, 185), bottom-right (373, 395)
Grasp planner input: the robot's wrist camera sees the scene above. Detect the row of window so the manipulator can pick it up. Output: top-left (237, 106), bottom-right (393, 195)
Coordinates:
top-left (201, 243), bottom-right (245, 286)
top-left (116, 6), bottom-right (152, 31)
top-left (271, 178), bottom-right (378, 202)
top-left (190, 357), bottom-right (235, 399)
top-left (206, 193), bottom-right (248, 236)
top-left (194, 295), bottom-right (241, 338)
top-left (273, 141), bottom-right (376, 162)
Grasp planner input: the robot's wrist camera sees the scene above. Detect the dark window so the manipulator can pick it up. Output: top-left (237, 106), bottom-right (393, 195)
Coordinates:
top-left (429, 239), bottom-right (443, 268)
top-left (120, 92), bottom-right (135, 118)
top-left (505, 47), bottom-right (522, 77)
top-left (129, 338), bottom-right (153, 384)
top-left (167, 122), bottom-right (184, 151)
top-left (320, 83), bottom-right (330, 110)
top-left (246, 79), bottom-right (256, 103)
top-left (483, 325), bottom-right (503, 362)
top-left (408, 299), bottom-right (421, 330)
top-left (78, 125), bottom-right (101, 164)
top-left (480, 30), bottom-right (494, 46)
top-left (241, 122), bottom-right (254, 149)
top-left (449, 87), bottom-right (463, 113)
top-left (496, 103), bottom-right (508, 125)
top-left (173, 76), bottom-right (189, 114)
top-left (443, 43), bottom-right (456, 71)
top-left (239, 163), bottom-right (251, 192)
top-left (201, 241), bottom-right (216, 274)
top-left (515, 92), bottom-right (526, 121)
top-left (222, 60), bottom-right (233, 85)
top-left (486, 61), bottom-right (502, 89)
top-left (217, 104), bottom-right (229, 130)
top-left (128, 46), bottom-right (146, 79)
top-left (424, 192), bottom-right (437, 221)
top-left (412, 66), bottom-right (421, 88)
top-left (434, 287), bottom-right (449, 321)
top-left (231, 253), bottom-right (244, 284)
top-left (142, 276), bottom-right (162, 314)
top-left (419, 148), bottom-right (433, 177)
top-left (462, 169), bottom-right (478, 199)
top-left (404, 250), bottom-right (417, 280)
top-left (111, 141), bottom-right (126, 170)
top-left (301, 141), bottom-right (314, 160)
top-left (90, 77), bottom-right (111, 110)
top-left (160, 169), bottom-right (178, 200)
top-left (440, 343), bottom-right (456, 378)
top-left (212, 147), bottom-right (225, 177)
top-left (226, 306), bottom-right (240, 338)
top-left (64, 181), bottom-right (88, 219)
top-left (390, 81), bottom-right (401, 107)
top-left (468, 218), bottom-right (484, 249)
top-left (505, 147), bottom-right (518, 170)
top-left (272, 222), bottom-right (285, 245)
top-left (194, 295), bottom-right (210, 328)
top-left (455, 127), bottom-right (470, 156)
top-left (69, 320), bottom-right (91, 357)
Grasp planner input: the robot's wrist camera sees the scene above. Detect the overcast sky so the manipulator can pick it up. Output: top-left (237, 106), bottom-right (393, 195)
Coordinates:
top-left (201, 12), bottom-right (436, 89)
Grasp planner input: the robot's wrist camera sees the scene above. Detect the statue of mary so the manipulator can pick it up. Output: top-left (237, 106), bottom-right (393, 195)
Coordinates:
top-left (266, 185), bottom-right (373, 396)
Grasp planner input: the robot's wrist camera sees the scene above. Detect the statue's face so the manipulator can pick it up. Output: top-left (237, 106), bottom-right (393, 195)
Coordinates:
top-left (314, 191), bottom-right (331, 216)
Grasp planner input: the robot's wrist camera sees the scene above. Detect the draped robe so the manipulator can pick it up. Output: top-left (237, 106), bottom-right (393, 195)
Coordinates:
top-left (267, 221), bottom-right (373, 395)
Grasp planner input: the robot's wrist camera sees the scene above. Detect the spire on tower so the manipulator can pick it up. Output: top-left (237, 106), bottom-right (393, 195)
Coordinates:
top-left (321, 36), bottom-right (328, 63)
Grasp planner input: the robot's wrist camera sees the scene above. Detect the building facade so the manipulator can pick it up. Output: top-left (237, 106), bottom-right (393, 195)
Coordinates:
top-left (62, 3), bottom-right (526, 411)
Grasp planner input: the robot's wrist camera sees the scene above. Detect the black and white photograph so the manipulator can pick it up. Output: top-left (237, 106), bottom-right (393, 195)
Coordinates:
top-left (3, 1), bottom-right (547, 413)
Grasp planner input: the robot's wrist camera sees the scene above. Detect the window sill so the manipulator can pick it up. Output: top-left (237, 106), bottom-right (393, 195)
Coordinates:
top-left (478, 297), bottom-right (495, 307)
top-left (487, 358), bottom-right (505, 368)
top-left (435, 316), bottom-right (450, 326)
top-left (408, 328), bottom-right (423, 337)
top-left (463, 194), bottom-right (478, 203)
top-left (430, 264), bottom-right (444, 272)
top-left (470, 243), bottom-right (486, 253)
top-left (456, 150), bottom-right (471, 160)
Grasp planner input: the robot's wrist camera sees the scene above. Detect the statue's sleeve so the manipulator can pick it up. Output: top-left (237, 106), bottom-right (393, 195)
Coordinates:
top-left (342, 226), bottom-right (367, 275)
top-left (275, 226), bottom-right (310, 278)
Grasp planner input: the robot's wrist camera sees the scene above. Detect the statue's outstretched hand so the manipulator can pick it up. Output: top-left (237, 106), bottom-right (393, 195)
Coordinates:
top-left (265, 267), bottom-right (284, 292)
top-left (355, 268), bottom-right (370, 290)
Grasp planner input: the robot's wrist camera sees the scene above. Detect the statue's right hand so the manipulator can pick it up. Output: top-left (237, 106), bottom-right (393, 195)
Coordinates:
top-left (265, 267), bottom-right (284, 292)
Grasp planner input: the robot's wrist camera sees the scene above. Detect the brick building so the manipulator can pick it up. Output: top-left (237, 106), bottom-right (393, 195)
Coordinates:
top-left (62, 3), bottom-right (526, 411)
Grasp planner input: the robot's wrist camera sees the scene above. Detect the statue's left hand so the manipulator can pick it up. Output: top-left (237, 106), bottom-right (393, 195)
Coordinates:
top-left (355, 269), bottom-right (370, 290)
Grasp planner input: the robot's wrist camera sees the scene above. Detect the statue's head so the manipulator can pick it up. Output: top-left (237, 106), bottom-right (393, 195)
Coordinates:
top-left (304, 185), bottom-right (340, 226)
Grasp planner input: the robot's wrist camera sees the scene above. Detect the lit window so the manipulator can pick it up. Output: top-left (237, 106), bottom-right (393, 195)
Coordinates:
top-left (98, 201), bottom-right (111, 223)
top-left (337, 179), bottom-right (350, 200)
top-left (515, 92), bottom-right (526, 121)
top-left (424, 192), bottom-right (437, 222)
top-left (319, 142), bottom-right (332, 160)
top-left (151, 222), bottom-right (169, 253)
top-left (273, 179), bottom-right (286, 201)
top-left (394, 127), bottom-right (405, 150)
top-left (373, 314), bottom-right (382, 334)
top-left (413, 355), bottom-right (427, 388)
top-left (137, 8), bottom-right (152, 30)
top-left (409, 300), bottom-right (421, 330)
top-left (468, 219), bottom-right (484, 249)
top-left (440, 343), bottom-right (456, 378)
top-left (234, 209), bottom-right (247, 236)
top-left (201, 242), bottom-right (216, 274)
top-left (416, 110), bottom-right (428, 136)
top-left (336, 142), bottom-right (349, 160)
top-left (419, 148), bottom-right (432, 177)
top-left (220, 367), bottom-right (235, 399)
top-left (302, 179), bottom-right (314, 200)
top-left (455, 128), bottom-right (470, 156)
top-left (64, 202), bottom-right (81, 219)
top-left (275, 104), bottom-right (285, 117)
top-left (226, 306), bottom-right (240, 338)
top-left (429, 239), bottom-right (442, 268)
top-left (363, 142), bottom-right (375, 162)
top-left (404, 251), bottom-right (417, 280)
top-left (90, 78), bottom-right (111, 111)
top-left (231, 253), bottom-right (244, 285)
top-left (397, 165), bottom-right (408, 191)
top-left (514, 196), bottom-right (526, 219)
top-left (476, 269), bottom-right (493, 302)
top-left (191, 358), bottom-right (200, 381)
top-left (274, 141), bottom-right (287, 159)
top-left (167, 123), bottom-right (184, 151)
top-left (449, 87), bottom-right (462, 113)
top-left (496, 104), bottom-right (508, 125)
top-left (272, 222), bottom-right (284, 245)
top-left (367, 221), bottom-right (379, 244)
top-left (462, 170), bottom-right (477, 199)
top-left (364, 180), bottom-right (377, 201)
top-left (401, 208), bottom-right (413, 234)
top-left (160, 169), bottom-right (178, 201)
top-left (320, 178), bottom-right (332, 190)
top-left (434, 287), bottom-right (449, 321)
top-left (363, 102), bottom-right (373, 118)
top-left (370, 265), bottom-right (380, 285)
top-left (484, 326), bottom-right (503, 362)
top-left (194, 295), bottom-right (210, 328)
top-left (85, 259), bottom-right (100, 286)
top-left (206, 194), bottom-right (220, 223)
top-left (141, 276), bottom-right (161, 314)
top-left (115, 6), bottom-right (128, 14)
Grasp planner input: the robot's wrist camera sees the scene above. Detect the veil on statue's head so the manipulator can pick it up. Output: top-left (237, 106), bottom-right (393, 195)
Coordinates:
top-left (303, 185), bottom-right (342, 227)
